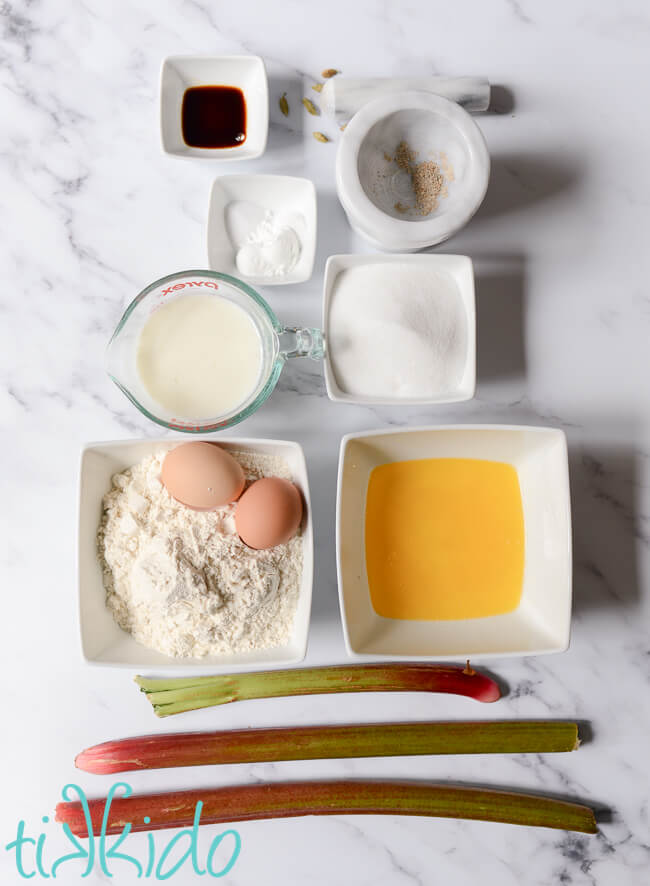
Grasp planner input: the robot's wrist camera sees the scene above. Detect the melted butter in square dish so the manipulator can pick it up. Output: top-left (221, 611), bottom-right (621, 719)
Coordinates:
top-left (365, 458), bottom-right (525, 621)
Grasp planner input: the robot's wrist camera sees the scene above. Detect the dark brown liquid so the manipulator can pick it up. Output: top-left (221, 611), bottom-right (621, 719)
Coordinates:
top-left (181, 85), bottom-right (247, 149)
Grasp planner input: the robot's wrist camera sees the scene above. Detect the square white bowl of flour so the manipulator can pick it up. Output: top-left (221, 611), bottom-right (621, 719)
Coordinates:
top-left (78, 437), bottom-right (313, 670)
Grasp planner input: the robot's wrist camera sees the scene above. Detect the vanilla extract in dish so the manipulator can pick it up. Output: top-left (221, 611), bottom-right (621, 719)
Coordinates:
top-left (181, 85), bottom-right (247, 149)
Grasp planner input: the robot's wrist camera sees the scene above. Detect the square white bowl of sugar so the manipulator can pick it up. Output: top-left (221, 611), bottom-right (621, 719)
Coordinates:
top-left (78, 437), bottom-right (313, 670)
top-left (337, 425), bottom-right (572, 659)
top-left (160, 56), bottom-right (268, 160)
top-left (207, 175), bottom-right (317, 285)
top-left (323, 253), bottom-right (476, 405)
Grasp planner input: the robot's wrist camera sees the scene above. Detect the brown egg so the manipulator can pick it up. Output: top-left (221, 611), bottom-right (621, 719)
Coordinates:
top-left (235, 477), bottom-right (303, 550)
top-left (161, 442), bottom-right (245, 511)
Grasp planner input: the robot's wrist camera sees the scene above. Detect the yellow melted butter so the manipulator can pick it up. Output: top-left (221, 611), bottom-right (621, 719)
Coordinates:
top-left (365, 458), bottom-right (525, 621)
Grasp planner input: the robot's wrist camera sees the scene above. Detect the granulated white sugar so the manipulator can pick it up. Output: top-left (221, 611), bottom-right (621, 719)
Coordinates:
top-left (327, 263), bottom-right (467, 399)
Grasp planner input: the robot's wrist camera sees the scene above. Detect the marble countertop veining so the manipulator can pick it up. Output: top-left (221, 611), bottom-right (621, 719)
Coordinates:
top-left (1, 0), bottom-right (649, 884)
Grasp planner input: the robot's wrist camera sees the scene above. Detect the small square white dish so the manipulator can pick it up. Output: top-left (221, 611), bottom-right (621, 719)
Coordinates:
top-left (322, 253), bottom-right (476, 405)
top-left (207, 175), bottom-right (317, 285)
top-left (160, 56), bottom-right (268, 160)
top-left (336, 425), bottom-right (572, 660)
top-left (78, 437), bottom-right (313, 670)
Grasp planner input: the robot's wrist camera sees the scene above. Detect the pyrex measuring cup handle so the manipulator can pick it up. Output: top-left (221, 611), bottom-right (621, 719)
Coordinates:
top-left (279, 326), bottom-right (324, 360)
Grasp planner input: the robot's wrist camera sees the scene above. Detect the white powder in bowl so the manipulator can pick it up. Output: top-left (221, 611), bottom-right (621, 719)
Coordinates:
top-left (226, 202), bottom-right (303, 278)
top-left (97, 450), bottom-right (303, 659)
top-left (327, 263), bottom-right (468, 399)
top-left (236, 216), bottom-right (301, 277)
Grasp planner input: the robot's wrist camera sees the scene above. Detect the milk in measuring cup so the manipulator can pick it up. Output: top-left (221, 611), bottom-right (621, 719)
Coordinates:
top-left (136, 294), bottom-right (263, 420)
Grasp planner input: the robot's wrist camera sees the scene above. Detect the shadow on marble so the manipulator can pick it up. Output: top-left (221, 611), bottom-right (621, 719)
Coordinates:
top-left (486, 84), bottom-right (515, 114)
top-left (314, 189), bottom-right (353, 274)
top-left (266, 75), bottom-right (303, 156)
top-left (474, 254), bottom-right (527, 384)
top-left (570, 446), bottom-right (641, 612)
top-left (474, 153), bottom-right (580, 220)
top-left (303, 436), bottom-right (343, 627)
top-left (575, 719), bottom-right (594, 745)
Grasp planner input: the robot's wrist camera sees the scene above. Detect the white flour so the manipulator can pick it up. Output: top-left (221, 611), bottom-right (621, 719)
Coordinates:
top-left (97, 450), bottom-right (303, 659)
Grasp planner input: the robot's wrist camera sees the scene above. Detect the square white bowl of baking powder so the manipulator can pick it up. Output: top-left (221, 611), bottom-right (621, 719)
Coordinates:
top-left (207, 175), bottom-right (317, 285)
top-left (78, 437), bottom-right (313, 670)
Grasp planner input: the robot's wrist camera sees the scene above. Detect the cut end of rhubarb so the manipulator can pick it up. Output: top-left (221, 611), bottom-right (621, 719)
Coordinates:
top-left (75, 749), bottom-right (125, 775)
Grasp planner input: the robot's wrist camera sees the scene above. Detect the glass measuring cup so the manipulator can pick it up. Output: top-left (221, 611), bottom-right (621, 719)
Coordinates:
top-left (106, 270), bottom-right (324, 433)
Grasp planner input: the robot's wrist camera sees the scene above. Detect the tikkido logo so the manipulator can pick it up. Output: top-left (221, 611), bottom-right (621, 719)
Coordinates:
top-left (5, 783), bottom-right (242, 880)
top-left (160, 280), bottom-right (220, 296)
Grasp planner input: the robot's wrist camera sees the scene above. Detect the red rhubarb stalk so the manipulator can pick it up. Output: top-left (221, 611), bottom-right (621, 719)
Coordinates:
top-left (135, 663), bottom-right (501, 717)
top-left (55, 780), bottom-right (597, 836)
top-left (75, 721), bottom-right (579, 775)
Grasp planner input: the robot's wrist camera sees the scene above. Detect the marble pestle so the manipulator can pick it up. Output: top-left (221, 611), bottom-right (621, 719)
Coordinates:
top-left (321, 76), bottom-right (490, 124)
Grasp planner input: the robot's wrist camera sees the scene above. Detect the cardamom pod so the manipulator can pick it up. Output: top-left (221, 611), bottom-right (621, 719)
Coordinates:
top-left (302, 97), bottom-right (320, 116)
top-left (313, 131), bottom-right (329, 143)
top-left (321, 68), bottom-right (338, 79)
top-left (279, 93), bottom-right (289, 116)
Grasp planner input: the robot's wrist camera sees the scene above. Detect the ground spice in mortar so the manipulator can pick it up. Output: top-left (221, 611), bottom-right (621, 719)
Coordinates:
top-left (412, 159), bottom-right (444, 214)
top-left (394, 140), bottom-right (416, 172)
top-left (392, 140), bottom-right (446, 216)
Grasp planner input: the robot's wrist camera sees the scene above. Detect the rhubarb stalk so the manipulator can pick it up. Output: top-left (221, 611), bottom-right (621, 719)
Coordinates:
top-left (55, 780), bottom-right (598, 836)
top-left (135, 663), bottom-right (501, 717)
top-left (75, 721), bottom-right (579, 775)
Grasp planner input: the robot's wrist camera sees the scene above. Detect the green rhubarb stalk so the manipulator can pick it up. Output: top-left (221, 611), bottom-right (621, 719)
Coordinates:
top-left (75, 721), bottom-right (579, 774)
top-left (135, 663), bottom-right (501, 717)
top-left (55, 780), bottom-right (598, 836)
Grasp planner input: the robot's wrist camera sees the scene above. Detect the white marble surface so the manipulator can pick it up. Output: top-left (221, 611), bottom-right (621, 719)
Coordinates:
top-left (1, 1), bottom-right (649, 883)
